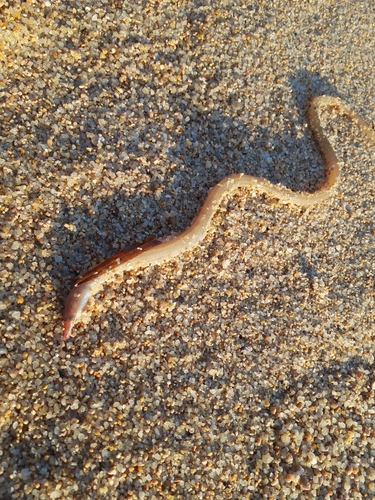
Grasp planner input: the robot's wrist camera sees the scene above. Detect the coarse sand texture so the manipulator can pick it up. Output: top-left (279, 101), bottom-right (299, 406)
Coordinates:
top-left (1, 1), bottom-right (375, 499)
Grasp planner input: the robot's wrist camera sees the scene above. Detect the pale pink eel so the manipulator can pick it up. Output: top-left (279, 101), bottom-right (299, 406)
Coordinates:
top-left (63, 96), bottom-right (375, 339)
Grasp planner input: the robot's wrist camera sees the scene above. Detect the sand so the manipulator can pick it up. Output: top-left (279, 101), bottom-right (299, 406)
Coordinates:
top-left (1, 0), bottom-right (375, 498)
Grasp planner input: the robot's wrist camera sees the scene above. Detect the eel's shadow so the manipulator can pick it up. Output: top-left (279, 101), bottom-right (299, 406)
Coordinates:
top-left (49, 71), bottom-right (340, 305)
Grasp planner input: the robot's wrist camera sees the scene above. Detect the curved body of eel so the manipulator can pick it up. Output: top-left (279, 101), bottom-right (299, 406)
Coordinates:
top-left (63, 96), bottom-right (375, 339)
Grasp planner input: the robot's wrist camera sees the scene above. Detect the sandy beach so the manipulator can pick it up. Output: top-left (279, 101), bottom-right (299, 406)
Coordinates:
top-left (1, 0), bottom-right (375, 498)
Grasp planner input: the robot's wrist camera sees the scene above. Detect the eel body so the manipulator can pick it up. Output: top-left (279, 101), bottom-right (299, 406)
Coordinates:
top-left (63, 96), bottom-right (375, 339)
